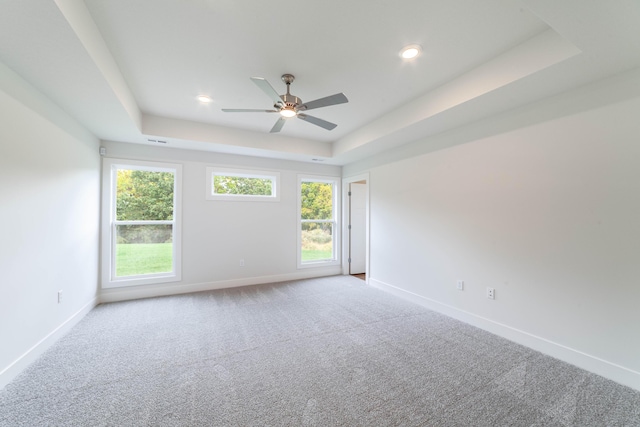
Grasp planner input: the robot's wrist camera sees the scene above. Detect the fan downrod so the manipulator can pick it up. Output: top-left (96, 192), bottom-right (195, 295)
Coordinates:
top-left (279, 74), bottom-right (300, 109)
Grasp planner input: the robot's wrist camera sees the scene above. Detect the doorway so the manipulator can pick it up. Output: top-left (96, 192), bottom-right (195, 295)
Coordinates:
top-left (349, 181), bottom-right (366, 275)
top-left (343, 174), bottom-right (369, 282)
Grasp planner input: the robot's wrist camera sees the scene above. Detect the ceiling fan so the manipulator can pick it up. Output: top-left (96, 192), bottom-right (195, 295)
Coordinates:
top-left (222, 74), bottom-right (348, 133)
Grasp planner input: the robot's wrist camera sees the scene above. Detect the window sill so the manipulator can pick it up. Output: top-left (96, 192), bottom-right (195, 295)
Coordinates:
top-left (101, 273), bottom-right (181, 289)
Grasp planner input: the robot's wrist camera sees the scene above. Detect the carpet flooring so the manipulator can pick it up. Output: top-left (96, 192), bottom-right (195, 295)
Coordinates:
top-left (1, 275), bottom-right (639, 426)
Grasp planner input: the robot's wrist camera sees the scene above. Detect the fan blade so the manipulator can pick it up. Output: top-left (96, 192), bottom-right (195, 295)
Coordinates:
top-left (222, 109), bottom-right (278, 113)
top-left (297, 113), bottom-right (337, 130)
top-left (299, 93), bottom-right (348, 111)
top-left (251, 77), bottom-right (284, 106)
top-left (270, 117), bottom-right (286, 133)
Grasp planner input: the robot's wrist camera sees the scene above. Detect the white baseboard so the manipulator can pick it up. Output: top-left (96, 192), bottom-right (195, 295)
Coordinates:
top-left (369, 278), bottom-right (640, 392)
top-left (100, 267), bottom-right (343, 303)
top-left (0, 297), bottom-right (98, 390)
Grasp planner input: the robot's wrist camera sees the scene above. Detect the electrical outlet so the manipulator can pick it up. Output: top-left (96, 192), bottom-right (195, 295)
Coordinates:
top-left (456, 280), bottom-right (464, 291)
top-left (58, 290), bottom-right (63, 304)
top-left (239, 259), bottom-right (245, 267)
top-left (486, 287), bottom-right (495, 300)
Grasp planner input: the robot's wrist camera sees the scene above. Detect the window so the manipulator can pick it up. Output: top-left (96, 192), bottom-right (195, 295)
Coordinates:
top-left (101, 159), bottom-right (182, 288)
top-left (206, 167), bottom-right (280, 201)
top-left (298, 175), bottom-right (340, 267)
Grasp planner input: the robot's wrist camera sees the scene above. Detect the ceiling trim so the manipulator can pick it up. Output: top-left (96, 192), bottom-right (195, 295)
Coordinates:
top-left (142, 114), bottom-right (332, 159)
top-left (55, 0), bottom-right (141, 131)
top-left (332, 28), bottom-right (581, 160)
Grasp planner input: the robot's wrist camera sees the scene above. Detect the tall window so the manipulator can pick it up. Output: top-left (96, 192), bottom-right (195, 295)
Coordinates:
top-left (101, 159), bottom-right (181, 288)
top-left (298, 175), bottom-right (340, 267)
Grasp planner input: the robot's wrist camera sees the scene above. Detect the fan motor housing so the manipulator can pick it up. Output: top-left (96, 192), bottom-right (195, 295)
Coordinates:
top-left (279, 93), bottom-right (301, 109)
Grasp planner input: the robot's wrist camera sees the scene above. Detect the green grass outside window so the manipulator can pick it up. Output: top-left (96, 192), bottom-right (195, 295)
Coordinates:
top-left (116, 243), bottom-right (173, 277)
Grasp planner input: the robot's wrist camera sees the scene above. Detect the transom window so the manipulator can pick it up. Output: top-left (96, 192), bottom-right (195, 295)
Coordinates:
top-left (206, 167), bottom-right (280, 201)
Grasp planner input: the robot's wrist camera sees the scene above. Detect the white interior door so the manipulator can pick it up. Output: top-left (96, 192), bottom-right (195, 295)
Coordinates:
top-left (349, 182), bottom-right (367, 274)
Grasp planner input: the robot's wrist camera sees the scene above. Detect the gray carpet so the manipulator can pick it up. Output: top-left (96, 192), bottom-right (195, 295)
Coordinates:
top-left (1, 275), bottom-right (639, 426)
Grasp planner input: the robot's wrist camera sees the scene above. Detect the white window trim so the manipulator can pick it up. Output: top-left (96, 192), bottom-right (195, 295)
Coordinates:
top-left (101, 158), bottom-right (182, 289)
top-left (206, 166), bottom-right (280, 202)
top-left (297, 174), bottom-right (341, 269)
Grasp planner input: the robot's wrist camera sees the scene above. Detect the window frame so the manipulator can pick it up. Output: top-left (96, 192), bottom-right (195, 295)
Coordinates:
top-left (206, 166), bottom-right (280, 202)
top-left (101, 158), bottom-right (182, 289)
top-left (297, 174), bottom-right (341, 269)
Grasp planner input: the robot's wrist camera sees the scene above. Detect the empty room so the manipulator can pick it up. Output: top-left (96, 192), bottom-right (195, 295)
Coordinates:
top-left (1, 0), bottom-right (639, 425)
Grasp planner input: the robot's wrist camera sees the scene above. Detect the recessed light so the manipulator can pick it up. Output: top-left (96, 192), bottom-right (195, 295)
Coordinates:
top-left (197, 95), bottom-right (212, 103)
top-left (399, 44), bottom-right (422, 60)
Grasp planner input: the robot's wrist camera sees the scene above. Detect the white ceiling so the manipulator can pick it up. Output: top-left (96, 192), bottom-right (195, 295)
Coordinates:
top-left (0, 0), bottom-right (639, 164)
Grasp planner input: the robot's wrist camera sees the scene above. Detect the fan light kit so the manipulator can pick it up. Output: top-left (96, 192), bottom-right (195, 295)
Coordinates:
top-left (197, 95), bottom-right (212, 103)
top-left (280, 107), bottom-right (297, 118)
top-left (222, 74), bottom-right (348, 133)
top-left (400, 44), bottom-right (422, 59)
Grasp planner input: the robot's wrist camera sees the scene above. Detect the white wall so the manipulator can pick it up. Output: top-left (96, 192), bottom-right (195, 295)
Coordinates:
top-left (345, 76), bottom-right (640, 391)
top-left (99, 141), bottom-right (342, 302)
top-left (0, 63), bottom-right (100, 388)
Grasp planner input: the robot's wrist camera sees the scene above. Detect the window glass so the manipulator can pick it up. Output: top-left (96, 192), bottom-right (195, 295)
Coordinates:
top-left (115, 224), bottom-right (173, 277)
top-left (116, 170), bottom-right (174, 220)
top-left (206, 167), bottom-right (280, 201)
top-left (298, 176), bottom-right (340, 267)
top-left (301, 182), bottom-right (333, 220)
top-left (213, 175), bottom-right (273, 196)
top-left (114, 168), bottom-right (175, 278)
top-left (301, 222), bottom-right (334, 262)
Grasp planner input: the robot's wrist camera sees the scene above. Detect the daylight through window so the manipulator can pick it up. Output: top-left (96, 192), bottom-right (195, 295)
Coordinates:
top-left (101, 159), bottom-right (182, 288)
top-left (206, 167), bottom-right (280, 201)
top-left (298, 176), bottom-right (340, 267)
top-left (115, 169), bottom-right (174, 277)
